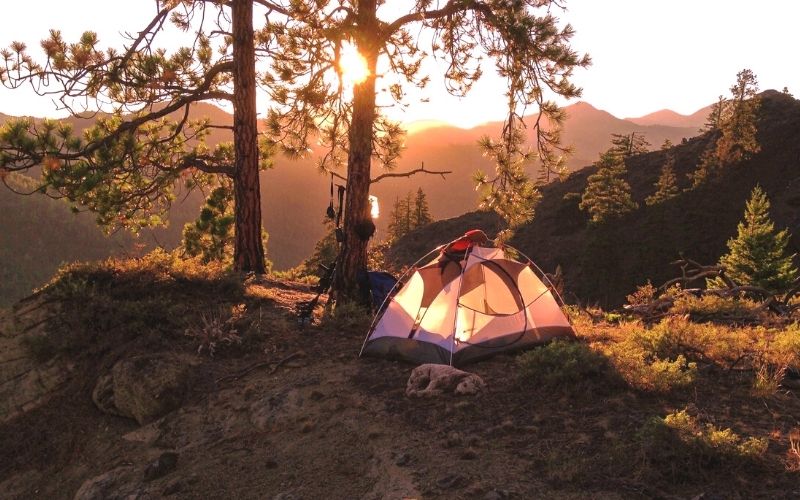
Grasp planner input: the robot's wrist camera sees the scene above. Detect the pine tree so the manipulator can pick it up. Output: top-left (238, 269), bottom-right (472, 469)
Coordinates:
top-left (412, 188), bottom-right (432, 229)
top-left (645, 156), bottom-right (679, 205)
top-left (692, 70), bottom-right (761, 188)
top-left (263, 1), bottom-right (588, 298)
top-left (0, 1), bottom-right (273, 272)
top-left (387, 195), bottom-right (411, 243)
top-left (690, 146), bottom-right (721, 187)
top-left (610, 132), bottom-right (650, 158)
top-left (660, 139), bottom-right (673, 151)
top-left (579, 151), bottom-right (638, 224)
top-left (301, 219), bottom-right (339, 278)
top-left (703, 95), bottom-right (728, 131)
top-left (716, 69), bottom-right (760, 165)
top-left (717, 186), bottom-right (798, 293)
top-left (182, 182), bottom-right (271, 270)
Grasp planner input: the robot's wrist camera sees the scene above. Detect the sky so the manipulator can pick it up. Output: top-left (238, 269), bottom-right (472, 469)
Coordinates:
top-left (0, 0), bottom-right (798, 128)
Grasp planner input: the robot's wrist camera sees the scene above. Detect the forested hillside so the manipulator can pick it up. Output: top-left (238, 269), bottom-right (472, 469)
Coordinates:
top-left (1, 99), bottom-right (704, 306)
top-left (389, 90), bottom-right (800, 307)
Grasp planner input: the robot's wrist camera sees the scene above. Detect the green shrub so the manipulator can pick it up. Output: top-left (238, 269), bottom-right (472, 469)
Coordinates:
top-left (637, 409), bottom-right (767, 481)
top-left (753, 322), bottom-right (800, 395)
top-left (671, 293), bottom-right (763, 324)
top-left (606, 317), bottom-right (703, 392)
top-left (320, 300), bottom-right (374, 333)
top-left (516, 339), bottom-right (615, 390)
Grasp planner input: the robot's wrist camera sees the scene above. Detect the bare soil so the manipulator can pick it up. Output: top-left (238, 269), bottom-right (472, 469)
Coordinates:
top-left (1, 276), bottom-right (799, 500)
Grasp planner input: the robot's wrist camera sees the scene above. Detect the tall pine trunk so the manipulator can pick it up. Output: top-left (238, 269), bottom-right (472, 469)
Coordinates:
top-left (231, 0), bottom-right (266, 273)
top-left (333, 0), bottom-right (378, 300)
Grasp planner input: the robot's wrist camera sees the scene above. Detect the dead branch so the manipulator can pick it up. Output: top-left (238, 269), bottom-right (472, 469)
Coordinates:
top-left (370, 162), bottom-right (451, 184)
top-left (215, 351), bottom-right (304, 384)
top-left (626, 256), bottom-right (795, 322)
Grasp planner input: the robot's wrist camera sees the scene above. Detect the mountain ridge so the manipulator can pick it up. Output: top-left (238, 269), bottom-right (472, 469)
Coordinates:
top-left (1, 97), bottom-right (718, 305)
top-left (388, 90), bottom-right (800, 307)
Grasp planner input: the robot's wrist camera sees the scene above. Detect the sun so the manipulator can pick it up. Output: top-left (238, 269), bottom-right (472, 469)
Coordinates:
top-left (339, 42), bottom-right (369, 85)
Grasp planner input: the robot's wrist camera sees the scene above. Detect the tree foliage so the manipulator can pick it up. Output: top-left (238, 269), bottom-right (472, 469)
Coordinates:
top-left (579, 151), bottom-right (638, 224)
top-left (182, 181), bottom-right (271, 268)
top-left (702, 95), bottom-right (727, 132)
top-left (645, 155), bottom-right (679, 206)
top-left (0, 0), bottom-right (274, 272)
top-left (716, 186), bottom-right (797, 293)
top-left (387, 188), bottom-right (433, 243)
top-left (610, 132), bottom-right (650, 158)
top-left (693, 69), bottom-right (761, 187)
top-left (260, 0), bottom-right (588, 293)
top-left (2, 1), bottom-right (588, 295)
top-left (716, 69), bottom-right (760, 165)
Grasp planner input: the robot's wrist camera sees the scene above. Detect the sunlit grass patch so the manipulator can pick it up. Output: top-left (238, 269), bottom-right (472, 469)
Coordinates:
top-left (670, 293), bottom-right (765, 324)
top-left (637, 409), bottom-right (768, 481)
top-left (516, 339), bottom-right (619, 393)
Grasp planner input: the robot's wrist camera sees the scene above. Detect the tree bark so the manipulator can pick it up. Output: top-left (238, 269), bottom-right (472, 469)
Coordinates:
top-left (231, 0), bottom-right (266, 273)
top-left (333, 0), bottom-right (379, 301)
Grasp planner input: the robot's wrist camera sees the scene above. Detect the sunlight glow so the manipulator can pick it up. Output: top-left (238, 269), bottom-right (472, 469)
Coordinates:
top-left (339, 42), bottom-right (369, 85)
top-left (369, 195), bottom-right (379, 219)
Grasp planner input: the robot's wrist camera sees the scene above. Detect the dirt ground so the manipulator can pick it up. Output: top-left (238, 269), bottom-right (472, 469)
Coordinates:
top-left (1, 277), bottom-right (799, 500)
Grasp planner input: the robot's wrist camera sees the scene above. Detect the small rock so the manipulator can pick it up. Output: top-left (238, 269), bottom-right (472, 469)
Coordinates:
top-left (143, 452), bottom-right (179, 482)
top-left (406, 364), bottom-right (486, 398)
top-left (309, 390), bottom-right (325, 401)
top-left (445, 431), bottom-right (462, 448)
top-left (484, 489), bottom-right (510, 500)
top-left (454, 400), bottom-right (472, 410)
top-left (437, 473), bottom-right (467, 489)
top-left (91, 373), bottom-right (121, 417)
top-left (394, 453), bottom-right (410, 466)
top-left (264, 459), bottom-right (278, 469)
top-left (300, 420), bottom-right (315, 433)
top-left (74, 467), bottom-right (139, 500)
top-left (162, 480), bottom-right (183, 496)
top-left (460, 448), bottom-right (478, 460)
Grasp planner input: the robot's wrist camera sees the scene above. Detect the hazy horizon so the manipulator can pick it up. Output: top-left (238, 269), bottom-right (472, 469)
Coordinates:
top-left (1, 1), bottom-right (798, 128)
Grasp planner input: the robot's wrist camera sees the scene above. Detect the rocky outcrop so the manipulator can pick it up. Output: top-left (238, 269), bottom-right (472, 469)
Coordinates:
top-left (405, 364), bottom-right (486, 398)
top-left (92, 353), bottom-right (199, 425)
top-left (73, 466), bottom-right (147, 500)
top-left (0, 295), bottom-right (73, 423)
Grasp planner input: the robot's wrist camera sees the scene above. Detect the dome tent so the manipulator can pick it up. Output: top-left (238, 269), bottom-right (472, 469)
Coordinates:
top-left (360, 231), bottom-right (575, 366)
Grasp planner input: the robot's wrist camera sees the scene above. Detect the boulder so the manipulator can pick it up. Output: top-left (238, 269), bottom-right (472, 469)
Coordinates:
top-left (405, 364), bottom-right (486, 398)
top-left (93, 354), bottom-right (198, 424)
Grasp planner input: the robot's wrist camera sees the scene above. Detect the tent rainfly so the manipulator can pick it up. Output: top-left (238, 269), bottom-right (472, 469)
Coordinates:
top-left (360, 230), bottom-right (576, 366)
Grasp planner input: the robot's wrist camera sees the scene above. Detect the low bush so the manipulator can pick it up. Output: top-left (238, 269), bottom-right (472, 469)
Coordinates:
top-left (752, 323), bottom-right (800, 395)
top-left (320, 300), bottom-right (374, 333)
top-left (516, 339), bottom-right (616, 391)
top-left (670, 293), bottom-right (764, 324)
top-left (608, 343), bottom-right (697, 393)
top-left (637, 409), bottom-right (768, 481)
top-left (184, 305), bottom-right (244, 357)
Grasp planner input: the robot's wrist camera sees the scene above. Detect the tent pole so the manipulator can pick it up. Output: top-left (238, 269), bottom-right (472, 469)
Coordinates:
top-left (449, 246), bottom-right (472, 367)
top-left (358, 243), bottom-right (447, 358)
top-left (503, 244), bottom-right (578, 332)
